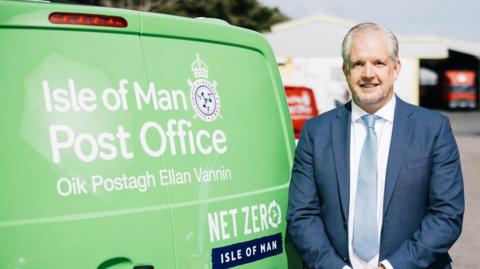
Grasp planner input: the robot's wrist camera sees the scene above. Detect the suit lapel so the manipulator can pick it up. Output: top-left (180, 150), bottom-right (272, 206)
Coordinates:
top-left (383, 97), bottom-right (415, 216)
top-left (332, 103), bottom-right (351, 220)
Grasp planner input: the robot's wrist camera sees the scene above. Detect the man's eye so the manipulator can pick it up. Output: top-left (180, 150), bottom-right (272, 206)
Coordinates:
top-left (375, 61), bottom-right (386, 66)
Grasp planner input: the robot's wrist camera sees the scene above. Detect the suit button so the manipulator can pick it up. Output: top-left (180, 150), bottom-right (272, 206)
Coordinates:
top-left (343, 257), bottom-right (347, 261)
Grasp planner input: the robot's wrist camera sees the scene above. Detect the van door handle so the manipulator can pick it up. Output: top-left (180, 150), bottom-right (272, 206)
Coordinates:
top-left (97, 257), bottom-right (153, 269)
top-left (97, 257), bottom-right (132, 269)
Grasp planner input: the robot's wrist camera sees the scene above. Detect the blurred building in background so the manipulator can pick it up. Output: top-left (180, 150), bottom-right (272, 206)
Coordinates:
top-left (266, 15), bottom-right (480, 114)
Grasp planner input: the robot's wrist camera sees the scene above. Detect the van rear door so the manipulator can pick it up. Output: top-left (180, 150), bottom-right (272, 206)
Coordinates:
top-left (140, 13), bottom-right (294, 269)
top-left (0, 2), bottom-right (175, 268)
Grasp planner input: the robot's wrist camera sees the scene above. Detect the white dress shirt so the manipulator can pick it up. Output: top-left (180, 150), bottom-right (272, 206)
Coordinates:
top-left (343, 97), bottom-right (395, 269)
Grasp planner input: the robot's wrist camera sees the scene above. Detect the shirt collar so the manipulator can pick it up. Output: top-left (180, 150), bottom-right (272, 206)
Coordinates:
top-left (351, 95), bottom-right (396, 123)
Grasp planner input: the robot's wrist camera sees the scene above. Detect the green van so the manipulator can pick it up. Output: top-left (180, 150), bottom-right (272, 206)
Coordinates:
top-left (0, 1), bottom-right (297, 268)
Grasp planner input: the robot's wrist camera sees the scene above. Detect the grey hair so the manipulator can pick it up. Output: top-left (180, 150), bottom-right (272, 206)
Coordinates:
top-left (341, 22), bottom-right (399, 68)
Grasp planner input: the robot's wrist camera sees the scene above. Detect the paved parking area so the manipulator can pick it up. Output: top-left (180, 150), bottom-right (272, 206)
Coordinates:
top-left (441, 111), bottom-right (480, 268)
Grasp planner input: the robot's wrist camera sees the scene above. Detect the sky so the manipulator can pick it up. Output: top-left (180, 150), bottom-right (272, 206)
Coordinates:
top-left (258, 0), bottom-right (480, 43)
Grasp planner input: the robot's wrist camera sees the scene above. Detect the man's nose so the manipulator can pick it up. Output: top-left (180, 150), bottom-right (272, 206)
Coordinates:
top-left (361, 63), bottom-right (374, 79)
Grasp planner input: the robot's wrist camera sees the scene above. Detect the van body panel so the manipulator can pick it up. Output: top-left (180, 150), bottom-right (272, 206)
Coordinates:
top-left (1, 214), bottom-right (176, 268)
top-left (0, 28), bottom-right (171, 218)
top-left (0, 25), bottom-right (176, 268)
top-left (0, 1), bottom-right (296, 268)
top-left (140, 32), bottom-right (292, 267)
top-left (140, 12), bottom-right (270, 56)
top-left (140, 36), bottom-right (291, 198)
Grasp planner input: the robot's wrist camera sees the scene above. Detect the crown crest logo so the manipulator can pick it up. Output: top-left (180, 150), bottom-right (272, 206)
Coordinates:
top-left (188, 53), bottom-right (221, 122)
top-left (191, 54), bottom-right (209, 79)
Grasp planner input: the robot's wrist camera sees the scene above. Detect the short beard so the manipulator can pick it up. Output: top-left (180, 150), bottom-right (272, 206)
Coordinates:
top-left (352, 90), bottom-right (386, 106)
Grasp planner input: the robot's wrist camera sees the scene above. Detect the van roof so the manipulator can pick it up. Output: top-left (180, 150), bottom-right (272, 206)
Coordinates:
top-left (0, 0), bottom-right (273, 57)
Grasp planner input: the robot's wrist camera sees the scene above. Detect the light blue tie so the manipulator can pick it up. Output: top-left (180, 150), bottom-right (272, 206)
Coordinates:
top-left (353, 114), bottom-right (379, 261)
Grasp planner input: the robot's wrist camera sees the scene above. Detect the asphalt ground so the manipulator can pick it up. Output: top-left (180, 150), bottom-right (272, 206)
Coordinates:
top-left (439, 110), bottom-right (480, 268)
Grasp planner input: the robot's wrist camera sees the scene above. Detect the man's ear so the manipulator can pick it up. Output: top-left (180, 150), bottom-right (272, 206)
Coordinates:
top-left (393, 58), bottom-right (401, 80)
top-left (342, 63), bottom-right (348, 76)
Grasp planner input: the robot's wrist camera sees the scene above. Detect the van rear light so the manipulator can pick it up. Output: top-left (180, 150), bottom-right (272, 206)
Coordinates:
top-left (49, 12), bottom-right (128, 28)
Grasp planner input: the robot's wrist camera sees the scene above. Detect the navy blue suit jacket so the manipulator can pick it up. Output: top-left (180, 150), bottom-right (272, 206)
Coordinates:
top-left (287, 97), bottom-right (464, 269)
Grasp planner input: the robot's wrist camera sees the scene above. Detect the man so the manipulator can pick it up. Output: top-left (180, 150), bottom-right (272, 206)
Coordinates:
top-left (287, 23), bottom-right (464, 269)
